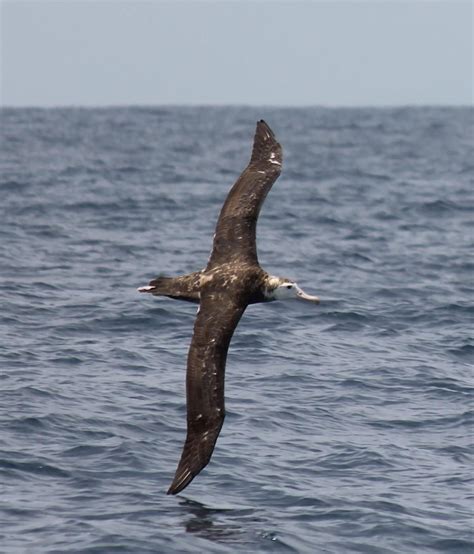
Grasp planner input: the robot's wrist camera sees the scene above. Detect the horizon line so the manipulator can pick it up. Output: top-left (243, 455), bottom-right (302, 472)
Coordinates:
top-left (1, 102), bottom-right (472, 110)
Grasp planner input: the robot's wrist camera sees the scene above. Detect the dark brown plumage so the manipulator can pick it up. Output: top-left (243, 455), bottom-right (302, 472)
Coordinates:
top-left (138, 120), bottom-right (319, 495)
top-left (208, 121), bottom-right (282, 268)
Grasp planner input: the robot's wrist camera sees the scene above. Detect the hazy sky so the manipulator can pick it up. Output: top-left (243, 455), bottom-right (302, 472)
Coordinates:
top-left (1, 0), bottom-right (472, 107)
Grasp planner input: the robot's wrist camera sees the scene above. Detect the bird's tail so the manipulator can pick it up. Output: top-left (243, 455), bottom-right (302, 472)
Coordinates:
top-left (137, 276), bottom-right (175, 295)
top-left (137, 273), bottom-right (201, 303)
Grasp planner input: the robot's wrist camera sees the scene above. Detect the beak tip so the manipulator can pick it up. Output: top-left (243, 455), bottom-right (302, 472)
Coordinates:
top-left (296, 291), bottom-right (320, 304)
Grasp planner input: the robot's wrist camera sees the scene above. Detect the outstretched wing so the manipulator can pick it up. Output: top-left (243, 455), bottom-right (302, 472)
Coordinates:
top-left (206, 120), bottom-right (282, 269)
top-left (167, 290), bottom-right (247, 495)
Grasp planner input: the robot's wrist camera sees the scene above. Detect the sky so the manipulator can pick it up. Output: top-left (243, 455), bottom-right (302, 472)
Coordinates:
top-left (1, 0), bottom-right (472, 107)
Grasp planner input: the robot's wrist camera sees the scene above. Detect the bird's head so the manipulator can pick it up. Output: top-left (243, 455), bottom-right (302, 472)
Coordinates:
top-left (265, 276), bottom-right (320, 304)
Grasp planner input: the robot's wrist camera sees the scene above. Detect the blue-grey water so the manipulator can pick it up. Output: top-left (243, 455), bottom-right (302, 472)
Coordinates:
top-left (0, 106), bottom-right (472, 553)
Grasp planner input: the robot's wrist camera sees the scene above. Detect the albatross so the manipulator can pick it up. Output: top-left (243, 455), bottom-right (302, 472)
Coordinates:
top-left (138, 120), bottom-right (320, 495)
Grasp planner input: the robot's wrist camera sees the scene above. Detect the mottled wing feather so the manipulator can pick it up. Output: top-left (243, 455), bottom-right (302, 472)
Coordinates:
top-left (167, 290), bottom-right (247, 495)
top-left (207, 120), bottom-right (282, 269)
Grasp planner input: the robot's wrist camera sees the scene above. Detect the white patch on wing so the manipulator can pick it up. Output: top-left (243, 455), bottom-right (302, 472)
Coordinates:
top-left (200, 274), bottom-right (214, 286)
top-left (268, 151), bottom-right (281, 165)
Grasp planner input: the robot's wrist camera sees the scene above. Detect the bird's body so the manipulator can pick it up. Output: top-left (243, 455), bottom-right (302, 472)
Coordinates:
top-left (139, 121), bottom-right (319, 494)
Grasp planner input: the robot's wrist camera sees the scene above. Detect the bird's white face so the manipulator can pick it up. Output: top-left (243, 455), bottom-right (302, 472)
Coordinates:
top-left (273, 282), bottom-right (300, 300)
top-left (269, 279), bottom-right (320, 303)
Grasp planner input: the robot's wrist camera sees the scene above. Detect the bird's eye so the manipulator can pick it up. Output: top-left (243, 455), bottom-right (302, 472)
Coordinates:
top-left (286, 285), bottom-right (292, 289)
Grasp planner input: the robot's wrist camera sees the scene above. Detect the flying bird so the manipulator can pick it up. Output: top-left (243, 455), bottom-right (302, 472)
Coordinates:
top-left (138, 120), bottom-right (320, 495)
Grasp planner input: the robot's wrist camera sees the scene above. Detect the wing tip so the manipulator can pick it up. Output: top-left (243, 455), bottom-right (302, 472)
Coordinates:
top-left (256, 119), bottom-right (274, 138)
top-left (167, 468), bottom-right (194, 495)
top-left (166, 416), bottom-right (226, 495)
top-left (166, 483), bottom-right (180, 495)
top-left (251, 120), bottom-right (282, 165)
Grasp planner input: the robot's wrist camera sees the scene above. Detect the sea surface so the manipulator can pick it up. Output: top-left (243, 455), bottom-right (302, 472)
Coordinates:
top-left (0, 106), bottom-right (472, 553)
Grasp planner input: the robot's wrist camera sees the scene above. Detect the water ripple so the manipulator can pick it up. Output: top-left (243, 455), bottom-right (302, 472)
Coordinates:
top-left (1, 106), bottom-right (472, 554)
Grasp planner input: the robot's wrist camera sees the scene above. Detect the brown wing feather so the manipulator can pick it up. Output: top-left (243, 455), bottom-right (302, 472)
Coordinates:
top-left (206, 120), bottom-right (282, 269)
top-left (167, 290), bottom-right (247, 495)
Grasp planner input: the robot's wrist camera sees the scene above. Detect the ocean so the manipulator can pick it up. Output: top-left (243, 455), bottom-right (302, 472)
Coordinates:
top-left (0, 106), bottom-right (472, 553)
